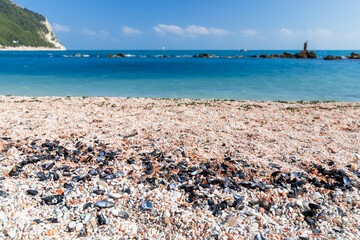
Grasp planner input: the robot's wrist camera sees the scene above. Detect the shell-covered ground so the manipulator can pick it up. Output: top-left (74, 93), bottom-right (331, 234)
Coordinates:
top-left (0, 96), bottom-right (359, 239)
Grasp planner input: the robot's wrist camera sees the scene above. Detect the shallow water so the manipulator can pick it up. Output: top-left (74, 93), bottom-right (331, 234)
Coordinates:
top-left (0, 50), bottom-right (359, 101)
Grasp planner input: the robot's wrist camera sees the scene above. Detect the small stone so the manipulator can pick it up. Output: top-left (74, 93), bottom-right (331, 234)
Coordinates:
top-left (172, 191), bottom-right (181, 201)
top-left (313, 192), bottom-right (322, 199)
top-left (109, 193), bottom-right (121, 199)
top-left (90, 219), bottom-right (96, 227)
top-left (164, 215), bottom-right (170, 224)
top-left (76, 223), bottom-right (83, 232)
top-left (258, 207), bottom-right (265, 214)
top-left (84, 213), bottom-right (93, 223)
top-left (68, 221), bottom-right (76, 229)
top-left (225, 216), bottom-right (238, 228)
top-left (98, 180), bottom-right (108, 188)
top-left (296, 200), bottom-right (303, 208)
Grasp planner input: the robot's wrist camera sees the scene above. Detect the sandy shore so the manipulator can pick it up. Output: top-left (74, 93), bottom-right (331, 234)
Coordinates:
top-left (0, 96), bottom-right (359, 239)
top-left (0, 46), bottom-right (65, 51)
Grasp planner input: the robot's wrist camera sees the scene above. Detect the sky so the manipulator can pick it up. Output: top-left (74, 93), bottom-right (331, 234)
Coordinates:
top-left (13, 0), bottom-right (360, 50)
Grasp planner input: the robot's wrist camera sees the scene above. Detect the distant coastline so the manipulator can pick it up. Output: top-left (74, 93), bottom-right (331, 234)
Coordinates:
top-left (0, 46), bottom-right (66, 51)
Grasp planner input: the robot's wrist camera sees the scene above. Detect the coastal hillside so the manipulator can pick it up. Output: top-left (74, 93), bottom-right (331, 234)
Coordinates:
top-left (0, 0), bottom-right (65, 50)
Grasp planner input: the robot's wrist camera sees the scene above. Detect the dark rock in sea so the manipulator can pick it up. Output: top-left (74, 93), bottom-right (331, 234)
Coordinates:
top-left (270, 54), bottom-right (281, 58)
top-left (116, 53), bottom-right (126, 57)
top-left (260, 54), bottom-right (269, 58)
top-left (26, 189), bottom-right (39, 196)
top-left (94, 200), bottom-right (115, 208)
top-left (324, 55), bottom-right (343, 60)
top-left (251, 55), bottom-right (259, 58)
top-left (282, 52), bottom-right (295, 58)
top-left (307, 51), bottom-right (317, 58)
top-left (295, 50), bottom-right (317, 59)
top-left (295, 51), bottom-right (308, 58)
top-left (194, 53), bottom-right (215, 58)
top-left (159, 55), bottom-right (170, 58)
top-left (348, 52), bottom-right (360, 59)
top-left (42, 195), bottom-right (64, 205)
top-left (107, 54), bottom-right (115, 58)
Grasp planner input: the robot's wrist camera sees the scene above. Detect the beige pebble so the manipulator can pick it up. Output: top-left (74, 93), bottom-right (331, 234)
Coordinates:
top-left (164, 215), bottom-right (170, 224)
top-left (225, 216), bottom-right (238, 228)
top-left (98, 180), bottom-right (108, 188)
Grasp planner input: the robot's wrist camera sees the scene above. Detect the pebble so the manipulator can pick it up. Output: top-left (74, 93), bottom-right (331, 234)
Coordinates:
top-left (164, 215), bottom-right (170, 224)
top-left (313, 192), bottom-right (322, 199)
top-left (225, 216), bottom-right (238, 228)
top-left (76, 223), bottom-right (83, 232)
top-left (172, 191), bottom-right (181, 201)
top-left (68, 221), bottom-right (76, 229)
top-left (98, 180), bottom-right (108, 188)
top-left (109, 193), bottom-right (121, 199)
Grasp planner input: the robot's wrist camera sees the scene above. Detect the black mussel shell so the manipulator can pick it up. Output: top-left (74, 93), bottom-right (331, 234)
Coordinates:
top-left (42, 195), bottom-right (63, 205)
top-left (309, 203), bottom-right (321, 210)
top-left (26, 189), bottom-right (39, 196)
top-left (97, 213), bottom-right (107, 225)
top-left (0, 190), bottom-right (8, 198)
top-left (302, 210), bottom-right (316, 217)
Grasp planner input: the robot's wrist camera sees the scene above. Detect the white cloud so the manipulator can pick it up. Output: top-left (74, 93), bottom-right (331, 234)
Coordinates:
top-left (241, 29), bottom-right (258, 36)
top-left (279, 28), bottom-right (293, 36)
top-left (53, 23), bottom-right (70, 32)
top-left (154, 24), bottom-right (228, 37)
top-left (122, 26), bottom-right (142, 36)
top-left (80, 28), bottom-right (97, 36)
top-left (154, 24), bottom-right (185, 36)
top-left (307, 28), bottom-right (333, 38)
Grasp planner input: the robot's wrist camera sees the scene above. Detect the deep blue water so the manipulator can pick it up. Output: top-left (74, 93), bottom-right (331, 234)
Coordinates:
top-left (0, 50), bottom-right (360, 101)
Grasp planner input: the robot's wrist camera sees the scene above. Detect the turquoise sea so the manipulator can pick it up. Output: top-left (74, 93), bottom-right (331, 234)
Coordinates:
top-left (0, 50), bottom-right (359, 101)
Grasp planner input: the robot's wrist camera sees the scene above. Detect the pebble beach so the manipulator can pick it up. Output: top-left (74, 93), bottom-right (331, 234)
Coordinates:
top-left (0, 96), bottom-right (359, 240)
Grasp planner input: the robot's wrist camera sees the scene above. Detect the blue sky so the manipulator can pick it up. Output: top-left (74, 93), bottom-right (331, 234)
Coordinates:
top-left (14, 0), bottom-right (360, 50)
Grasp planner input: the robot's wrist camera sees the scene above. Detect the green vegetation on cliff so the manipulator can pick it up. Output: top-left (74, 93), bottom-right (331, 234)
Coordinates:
top-left (0, 0), bottom-right (56, 48)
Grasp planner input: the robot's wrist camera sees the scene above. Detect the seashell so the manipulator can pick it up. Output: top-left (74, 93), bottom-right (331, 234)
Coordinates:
top-left (94, 200), bottom-right (115, 208)
top-left (26, 189), bottom-right (39, 196)
top-left (42, 195), bottom-right (63, 205)
top-left (118, 211), bottom-right (130, 219)
top-left (141, 201), bottom-right (153, 210)
top-left (0, 190), bottom-right (8, 198)
top-left (97, 213), bottom-right (107, 225)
